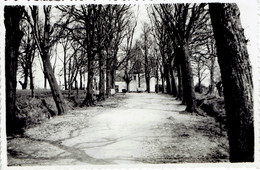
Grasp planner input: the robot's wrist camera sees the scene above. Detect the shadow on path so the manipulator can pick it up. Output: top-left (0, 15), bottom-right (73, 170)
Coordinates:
top-left (7, 93), bottom-right (229, 166)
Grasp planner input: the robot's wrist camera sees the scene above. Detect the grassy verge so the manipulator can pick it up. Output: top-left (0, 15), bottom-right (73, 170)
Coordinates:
top-left (13, 89), bottom-right (122, 135)
top-left (14, 90), bottom-right (87, 134)
top-left (196, 93), bottom-right (226, 127)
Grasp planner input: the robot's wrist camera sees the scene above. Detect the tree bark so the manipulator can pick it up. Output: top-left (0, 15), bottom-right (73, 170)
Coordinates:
top-left (179, 44), bottom-right (197, 112)
top-left (42, 53), bottom-right (67, 115)
top-left (81, 53), bottom-right (95, 106)
top-left (161, 53), bottom-right (165, 94)
top-left (145, 74), bottom-right (150, 93)
top-left (31, 6), bottom-right (67, 115)
top-left (170, 68), bottom-right (177, 96)
top-left (138, 73), bottom-right (141, 88)
top-left (197, 62), bottom-right (202, 93)
top-left (209, 3), bottom-right (254, 162)
top-left (156, 68), bottom-right (159, 93)
top-left (80, 69), bottom-right (83, 90)
top-left (19, 68), bottom-right (28, 89)
top-left (111, 69), bottom-right (116, 90)
top-left (209, 56), bottom-right (215, 94)
top-left (126, 81), bottom-right (130, 92)
top-left (106, 61), bottom-right (112, 97)
top-left (176, 62), bottom-right (183, 101)
top-left (68, 58), bottom-right (72, 97)
top-left (111, 53), bottom-right (117, 90)
top-left (164, 65), bottom-right (171, 94)
top-left (144, 59), bottom-right (150, 93)
top-left (98, 53), bottom-right (105, 101)
top-left (81, 20), bottom-right (95, 106)
top-left (5, 6), bottom-right (24, 135)
top-left (63, 50), bottom-right (67, 90)
top-left (161, 69), bottom-right (165, 93)
top-left (44, 67), bottom-right (47, 89)
top-left (29, 62), bottom-right (34, 98)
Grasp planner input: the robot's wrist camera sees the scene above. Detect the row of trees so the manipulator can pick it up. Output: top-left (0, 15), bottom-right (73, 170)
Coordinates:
top-left (146, 3), bottom-right (254, 162)
top-left (5, 3), bottom-right (254, 162)
top-left (6, 4), bottom-right (138, 133)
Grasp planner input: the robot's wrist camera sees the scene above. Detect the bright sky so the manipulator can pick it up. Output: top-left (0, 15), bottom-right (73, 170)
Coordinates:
top-left (12, 1), bottom-right (258, 89)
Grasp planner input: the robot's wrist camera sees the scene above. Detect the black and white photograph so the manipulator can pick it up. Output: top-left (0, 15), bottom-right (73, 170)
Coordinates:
top-left (1, 0), bottom-right (259, 168)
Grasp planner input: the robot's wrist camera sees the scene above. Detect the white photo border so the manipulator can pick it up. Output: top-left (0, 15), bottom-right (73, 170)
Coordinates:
top-left (0, 0), bottom-right (259, 169)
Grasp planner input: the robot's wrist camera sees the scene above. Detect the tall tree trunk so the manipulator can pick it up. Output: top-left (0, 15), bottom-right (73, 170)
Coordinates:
top-left (81, 51), bottom-right (95, 106)
top-left (179, 44), bottom-right (197, 112)
top-left (170, 68), bottom-right (177, 96)
top-left (144, 73), bottom-right (150, 93)
top-left (32, 6), bottom-right (66, 115)
top-left (126, 81), bottom-right (130, 92)
top-left (74, 79), bottom-right (77, 90)
top-left (75, 80), bottom-right (78, 90)
top-left (176, 62), bottom-right (183, 101)
top-left (111, 69), bottom-right (116, 89)
top-left (29, 62), bottom-right (34, 97)
top-left (68, 58), bottom-right (72, 97)
top-left (164, 65), bottom-right (171, 94)
top-left (44, 67), bottom-right (47, 89)
top-left (80, 69), bottom-right (83, 90)
top-left (197, 62), bottom-right (202, 93)
top-left (30, 48), bottom-right (35, 97)
top-left (19, 68), bottom-right (28, 89)
top-left (63, 54), bottom-right (67, 90)
top-left (111, 46), bottom-right (118, 90)
top-left (209, 56), bottom-right (215, 94)
top-left (113, 69), bottom-right (116, 89)
top-left (42, 53), bottom-right (67, 115)
top-left (106, 58), bottom-right (112, 97)
top-left (98, 53), bottom-right (105, 101)
top-left (5, 6), bottom-right (24, 135)
top-left (144, 52), bottom-right (150, 93)
top-left (106, 69), bottom-right (112, 96)
top-left (161, 69), bottom-right (165, 93)
top-left (156, 68), bottom-right (159, 93)
top-left (209, 3), bottom-right (254, 162)
top-left (138, 73), bottom-right (141, 88)
top-left (161, 53), bottom-right (165, 94)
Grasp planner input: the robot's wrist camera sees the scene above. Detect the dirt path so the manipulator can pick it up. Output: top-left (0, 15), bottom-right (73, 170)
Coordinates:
top-left (7, 93), bottom-right (229, 165)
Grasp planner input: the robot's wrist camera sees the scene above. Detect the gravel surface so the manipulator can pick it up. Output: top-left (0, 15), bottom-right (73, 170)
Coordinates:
top-left (7, 93), bottom-right (229, 166)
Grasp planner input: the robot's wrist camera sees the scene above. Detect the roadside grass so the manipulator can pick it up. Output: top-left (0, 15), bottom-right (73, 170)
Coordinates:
top-left (13, 90), bottom-right (126, 135)
top-left (14, 90), bottom-right (85, 135)
top-left (195, 93), bottom-right (226, 126)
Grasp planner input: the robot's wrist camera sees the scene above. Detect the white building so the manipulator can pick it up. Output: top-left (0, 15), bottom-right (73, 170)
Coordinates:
top-left (115, 73), bottom-right (157, 93)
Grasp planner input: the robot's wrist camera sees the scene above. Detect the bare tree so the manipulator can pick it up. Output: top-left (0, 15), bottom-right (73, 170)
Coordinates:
top-left (26, 6), bottom-right (67, 115)
top-left (18, 20), bottom-right (36, 91)
top-left (95, 5), bottom-right (107, 101)
top-left (58, 34), bottom-right (71, 90)
top-left (140, 22), bottom-right (153, 93)
top-left (121, 43), bottom-right (143, 92)
top-left (154, 4), bottom-right (208, 112)
top-left (148, 8), bottom-right (168, 94)
top-left (120, 18), bottom-right (137, 92)
top-left (205, 37), bottom-right (217, 94)
top-left (104, 5), bottom-right (132, 97)
top-left (188, 13), bottom-right (216, 94)
top-left (57, 5), bottom-right (99, 106)
top-left (5, 6), bottom-right (25, 135)
top-left (191, 52), bottom-right (209, 93)
top-left (209, 3), bottom-right (254, 162)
